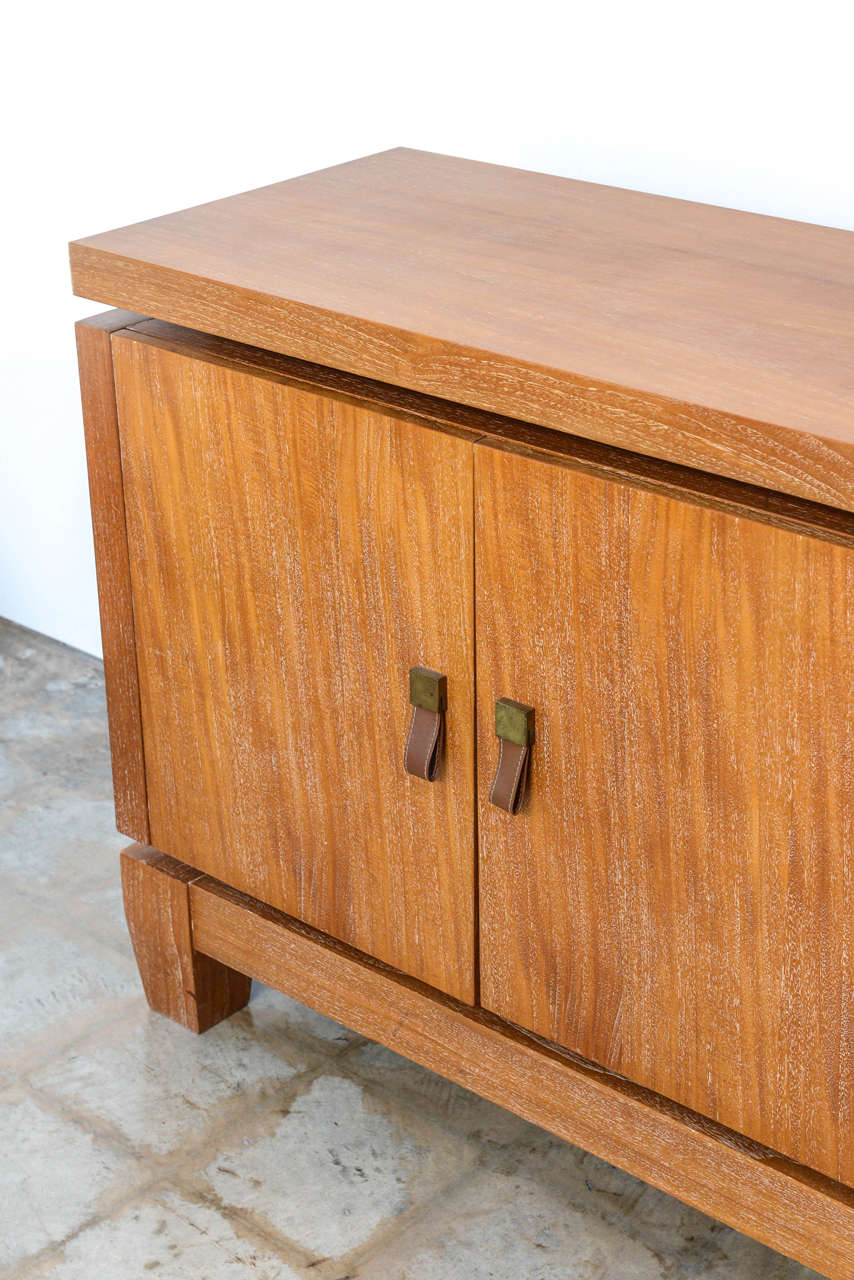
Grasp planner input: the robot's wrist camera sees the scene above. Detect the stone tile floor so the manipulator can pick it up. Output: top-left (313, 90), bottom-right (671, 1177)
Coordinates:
top-left (0, 616), bottom-right (820, 1279)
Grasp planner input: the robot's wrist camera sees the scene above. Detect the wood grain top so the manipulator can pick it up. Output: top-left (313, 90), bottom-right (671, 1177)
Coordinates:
top-left (70, 148), bottom-right (854, 509)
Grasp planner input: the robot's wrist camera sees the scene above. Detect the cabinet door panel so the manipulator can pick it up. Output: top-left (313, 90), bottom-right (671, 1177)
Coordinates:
top-left (476, 441), bottom-right (854, 1183)
top-left (113, 334), bottom-right (476, 1002)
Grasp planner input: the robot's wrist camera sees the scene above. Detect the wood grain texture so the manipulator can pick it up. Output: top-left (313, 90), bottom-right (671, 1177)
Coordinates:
top-left (120, 844), bottom-right (250, 1031)
top-left (76, 310), bottom-right (150, 842)
top-left (112, 331), bottom-right (477, 1002)
top-left (122, 319), bottom-right (854, 551)
top-left (70, 148), bottom-right (854, 510)
top-left (475, 440), bottom-right (854, 1185)
top-left (188, 868), bottom-right (854, 1280)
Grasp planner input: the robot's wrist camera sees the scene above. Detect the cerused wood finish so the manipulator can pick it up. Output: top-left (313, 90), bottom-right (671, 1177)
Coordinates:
top-left (73, 146), bottom-right (854, 1273)
top-left (76, 310), bottom-right (149, 842)
top-left (111, 330), bottom-right (477, 1003)
top-left (70, 149), bottom-right (854, 511)
top-left (179, 861), bottom-right (854, 1280)
top-left (475, 439), bottom-right (854, 1185)
top-left (120, 844), bottom-right (250, 1031)
top-left (122, 319), bottom-right (854, 548)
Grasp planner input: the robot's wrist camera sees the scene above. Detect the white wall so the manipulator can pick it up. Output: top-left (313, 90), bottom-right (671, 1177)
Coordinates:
top-left (2, 0), bottom-right (852, 656)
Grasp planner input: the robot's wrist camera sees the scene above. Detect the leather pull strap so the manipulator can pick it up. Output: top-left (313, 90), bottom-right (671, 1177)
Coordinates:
top-left (405, 667), bottom-right (447, 782)
top-left (404, 705), bottom-right (445, 780)
top-left (489, 738), bottom-right (530, 812)
top-left (490, 697), bottom-right (535, 813)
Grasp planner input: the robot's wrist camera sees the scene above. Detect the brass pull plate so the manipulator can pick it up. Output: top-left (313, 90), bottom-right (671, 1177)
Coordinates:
top-left (494, 697), bottom-right (535, 747)
top-left (409, 667), bottom-right (447, 714)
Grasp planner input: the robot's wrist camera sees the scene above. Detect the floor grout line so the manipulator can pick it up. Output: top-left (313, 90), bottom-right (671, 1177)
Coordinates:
top-left (21, 1036), bottom-right (343, 1174)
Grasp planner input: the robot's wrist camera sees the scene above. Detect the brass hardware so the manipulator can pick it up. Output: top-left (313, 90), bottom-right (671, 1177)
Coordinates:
top-left (409, 667), bottom-right (447, 714)
top-left (495, 697), bottom-right (535, 748)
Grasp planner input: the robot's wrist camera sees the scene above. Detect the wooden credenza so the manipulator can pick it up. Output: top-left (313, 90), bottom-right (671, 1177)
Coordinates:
top-left (71, 149), bottom-right (854, 1277)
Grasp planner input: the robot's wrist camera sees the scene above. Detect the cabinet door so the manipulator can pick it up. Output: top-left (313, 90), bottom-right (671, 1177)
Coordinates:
top-left (113, 332), bottom-right (476, 1002)
top-left (475, 440), bottom-right (854, 1183)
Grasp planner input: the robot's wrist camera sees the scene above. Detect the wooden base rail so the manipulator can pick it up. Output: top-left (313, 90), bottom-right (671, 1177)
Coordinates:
top-left (121, 844), bottom-right (854, 1278)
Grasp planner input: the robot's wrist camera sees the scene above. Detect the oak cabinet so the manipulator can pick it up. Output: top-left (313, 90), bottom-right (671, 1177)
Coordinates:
top-left (72, 149), bottom-right (854, 1277)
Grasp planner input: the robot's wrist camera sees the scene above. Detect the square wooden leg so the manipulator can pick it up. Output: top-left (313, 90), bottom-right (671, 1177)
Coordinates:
top-left (121, 843), bottom-right (251, 1032)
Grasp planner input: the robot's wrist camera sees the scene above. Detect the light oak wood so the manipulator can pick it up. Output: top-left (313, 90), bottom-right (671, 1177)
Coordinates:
top-left (76, 310), bottom-right (150, 842)
top-left (121, 844), bottom-right (250, 1030)
top-left (70, 148), bottom-right (854, 510)
top-left (475, 439), bottom-right (854, 1186)
top-left (112, 331), bottom-right (477, 1002)
top-left (183, 864), bottom-right (854, 1280)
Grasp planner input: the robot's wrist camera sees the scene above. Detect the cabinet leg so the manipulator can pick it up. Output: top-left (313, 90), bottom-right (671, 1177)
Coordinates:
top-left (120, 843), bottom-right (251, 1032)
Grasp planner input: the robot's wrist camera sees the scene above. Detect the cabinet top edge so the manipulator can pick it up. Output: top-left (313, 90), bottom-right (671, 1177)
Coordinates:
top-left (69, 148), bottom-right (854, 511)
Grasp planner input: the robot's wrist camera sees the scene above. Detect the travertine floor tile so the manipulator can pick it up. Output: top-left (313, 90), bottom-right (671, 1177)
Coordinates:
top-left (344, 1040), bottom-right (531, 1147)
top-left (0, 792), bottom-right (124, 898)
top-left (356, 1161), bottom-right (670, 1280)
top-left (247, 984), bottom-right (363, 1056)
top-left (0, 927), bottom-right (137, 1074)
top-left (194, 1073), bottom-right (477, 1260)
top-left (26, 1189), bottom-right (302, 1279)
top-left (0, 872), bottom-right (46, 937)
top-left (359, 1131), bottom-right (817, 1280)
top-left (487, 1135), bottom-right (816, 1278)
top-left (0, 628), bottom-right (115, 805)
top-left (0, 1086), bottom-right (138, 1270)
top-left (31, 999), bottom-right (319, 1156)
top-left (70, 878), bottom-right (131, 957)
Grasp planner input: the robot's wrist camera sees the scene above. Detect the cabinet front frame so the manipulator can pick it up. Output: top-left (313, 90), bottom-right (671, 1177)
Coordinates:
top-left (79, 309), bottom-right (854, 1177)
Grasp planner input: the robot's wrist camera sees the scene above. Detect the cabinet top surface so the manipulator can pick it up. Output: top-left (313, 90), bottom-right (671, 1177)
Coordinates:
top-left (70, 148), bottom-right (854, 502)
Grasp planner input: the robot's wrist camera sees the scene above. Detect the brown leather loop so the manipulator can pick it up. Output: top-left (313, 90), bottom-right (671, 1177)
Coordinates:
top-left (489, 738), bottom-right (530, 813)
top-left (404, 705), bottom-right (444, 781)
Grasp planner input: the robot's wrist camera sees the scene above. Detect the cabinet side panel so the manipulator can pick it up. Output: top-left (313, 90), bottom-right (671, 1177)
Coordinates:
top-left (75, 311), bottom-right (149, 841)
top-left (476, 441), bottom-right (854, 1185)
